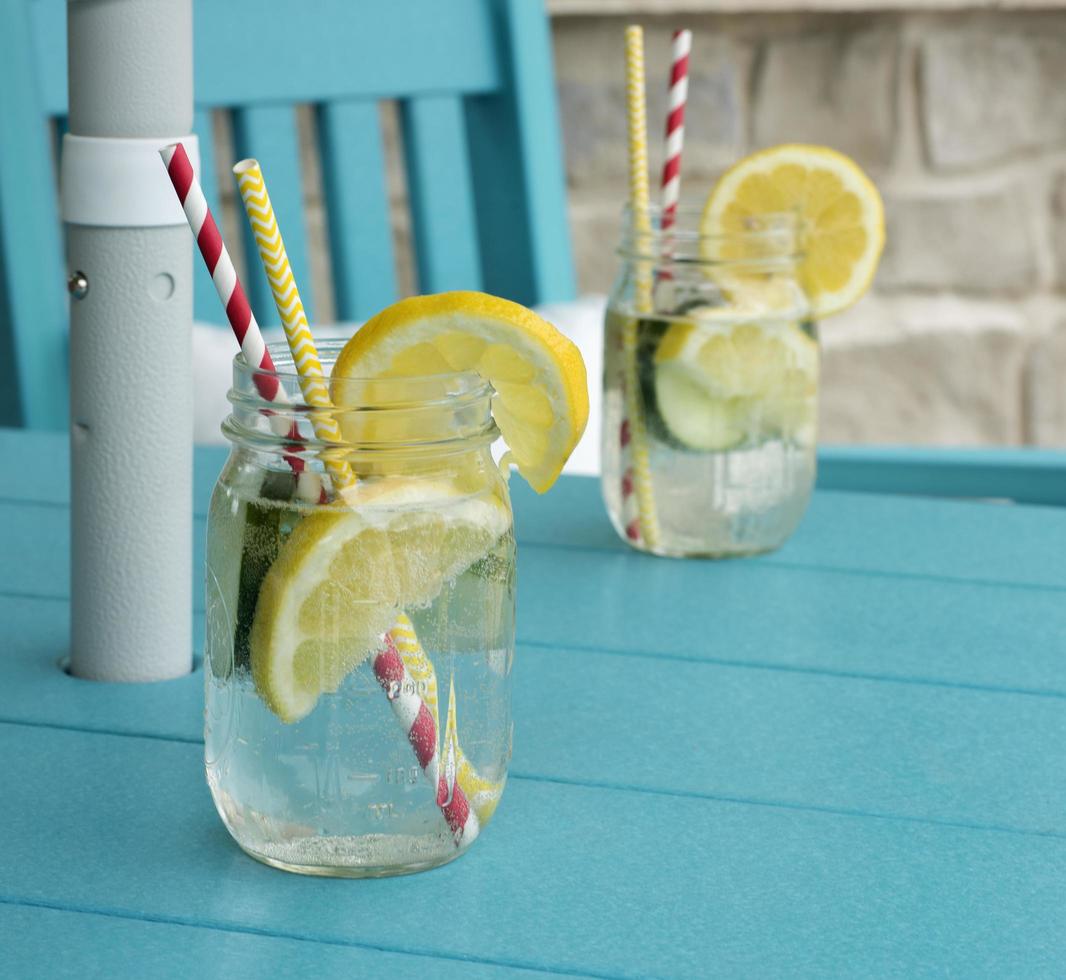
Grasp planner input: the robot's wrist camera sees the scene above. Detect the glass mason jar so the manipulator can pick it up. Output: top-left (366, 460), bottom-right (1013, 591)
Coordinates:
top-left (204, 342), bottom-right (516, 877)
top-left (602, 207), bottom-right (817, 558)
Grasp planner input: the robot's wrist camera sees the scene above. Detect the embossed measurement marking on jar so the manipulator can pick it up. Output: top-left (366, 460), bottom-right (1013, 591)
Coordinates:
top-left (383, 678), bottom-right (430, 699)
top-left (367, 802), bottom-right (398, 821)
top-left (385, 766), bottom-right (421, 786)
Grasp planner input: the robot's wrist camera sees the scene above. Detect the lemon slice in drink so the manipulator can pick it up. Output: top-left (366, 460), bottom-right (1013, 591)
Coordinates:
top-left (653, 316), bottom-right (818, 451)
top-left (333, 292), bottom-right (588, 493)
top-left (701, 144), bottom-right (885, 318)
top-left (249, 477), bottom-right (510, 723)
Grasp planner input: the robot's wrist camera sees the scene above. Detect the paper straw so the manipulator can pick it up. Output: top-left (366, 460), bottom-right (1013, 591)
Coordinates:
top-left (373, 622), bottom-right (480, 845)
top-left (159, 142), bottom-right (321, 503)
top-left (231, 162), bottom-right (490, 844)
top-left (660, 29), bottom-right (691, 234)
top-left (623, 30), bottom-right (691, 538)
top-left (233, 160), bottom-right (356, 494)
top-left (620, 26), bottom-right (661, 549)
top-left (390, 615), bottom-right (504, 826)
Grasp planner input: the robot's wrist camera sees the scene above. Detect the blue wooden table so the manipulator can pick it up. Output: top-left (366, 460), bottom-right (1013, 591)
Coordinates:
top-left (3, 427), bottom-right (1066, 977)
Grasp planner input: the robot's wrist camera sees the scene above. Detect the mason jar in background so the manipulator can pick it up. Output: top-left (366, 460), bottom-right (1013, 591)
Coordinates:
top-left (205, 342), bottom-right (515, 876)
top-left (602, 207), bottom-right (816, 558)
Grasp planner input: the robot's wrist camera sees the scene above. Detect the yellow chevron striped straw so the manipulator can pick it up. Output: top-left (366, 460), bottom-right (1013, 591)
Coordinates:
top-left (623, 25), bottom-right (661, 548)
top-left (233, 161), bottom-right (501, 815)
top-left (232, 159), bottom-right (356, 492)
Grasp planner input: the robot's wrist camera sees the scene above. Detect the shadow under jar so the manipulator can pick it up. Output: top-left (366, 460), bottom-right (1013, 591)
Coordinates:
top-left (205, 342), bottom-right (515, 876)
top-left (602, 207), bottom-right (817, 558)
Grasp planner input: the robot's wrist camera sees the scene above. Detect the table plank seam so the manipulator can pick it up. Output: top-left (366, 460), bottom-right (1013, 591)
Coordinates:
top-left (0, 896), bottom-right (625, 980)
top-left (1, 587), bottom-right (66, 603)
top-left (6, 719), bottom-right (1066, 844)
top-left (1, 716), bottom-right (203, 745)
top-left (515, 540), bottom-right (1066, 594)
top-left (0, 495), bottom-right (69, 511)
top-left (757, 558), bottom-right (1066, 595)
top-left (515, 772), bottom-right (1066, 844)
top-left (518, 639), bottom-right (1066, 702)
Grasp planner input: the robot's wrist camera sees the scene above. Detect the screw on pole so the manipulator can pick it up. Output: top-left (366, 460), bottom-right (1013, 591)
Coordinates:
top-left (67, 271), bottom-right (89, 299)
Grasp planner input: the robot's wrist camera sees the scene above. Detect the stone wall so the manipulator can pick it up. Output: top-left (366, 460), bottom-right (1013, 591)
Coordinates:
top-left (213, 5), bottom-right (1066, 448)
top-left (551, 6), bottom-right (1066, 446)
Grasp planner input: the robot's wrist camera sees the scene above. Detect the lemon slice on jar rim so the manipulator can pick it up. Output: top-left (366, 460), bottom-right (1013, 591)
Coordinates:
top-left (331, 291), bottom-right (589, 494)
top-left (701, 143), bottom-right (885, 318)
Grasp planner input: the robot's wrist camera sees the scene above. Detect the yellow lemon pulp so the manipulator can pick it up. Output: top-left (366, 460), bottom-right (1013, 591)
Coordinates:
top-left (702, 144), bottom-right (885, 318)
top-left (249, 477), bottom-right (510, 723)
top-left (332, 292), bottom-right (589, 493)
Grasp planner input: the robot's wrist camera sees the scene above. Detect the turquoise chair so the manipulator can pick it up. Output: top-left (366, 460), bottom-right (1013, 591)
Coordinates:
top-left (0, 0), bottom-right (575, 430)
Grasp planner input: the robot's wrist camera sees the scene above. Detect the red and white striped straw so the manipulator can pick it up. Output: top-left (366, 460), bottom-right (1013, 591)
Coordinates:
top-left (162, 142), bottom-right (479, 844)
top-left (619, 29), bottom-right (691, 545)
top-left (659, 29), bottom-right (691, 232)
top-left (160, 142), bottom-right (319, 500)
top-left (373, 636), bottom-right (479, 844)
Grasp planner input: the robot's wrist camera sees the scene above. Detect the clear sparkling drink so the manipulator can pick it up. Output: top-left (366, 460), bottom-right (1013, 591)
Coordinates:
top-left (205, 346), bottom-right (515, 877)
top-left (601, 208), bottom-right (817, 557)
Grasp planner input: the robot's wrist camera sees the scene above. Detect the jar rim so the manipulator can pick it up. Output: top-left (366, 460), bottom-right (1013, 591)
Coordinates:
top-left (231, 339), bottom-right (494, 412)
top-left (621, 203), bottom-right (800, 237)
top-left (618, 205), bottom-right (802, 265)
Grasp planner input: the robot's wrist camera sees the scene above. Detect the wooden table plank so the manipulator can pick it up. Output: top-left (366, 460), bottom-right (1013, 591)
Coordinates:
top-left (3, 428), bottom-right (1065, 590)
top-left (3, 497), bottom-right (1065, 694)
top-left (817, 445), bottom-right (1066, 506)
top-left (0, 500), bottom-right (207, 604)
top-left (0, 903), bottom-right (549, 979)
top-left (3, 592), bottom-right (1066, 837)
top-left (516, 545), bottom-right (1066, 694)
top-left (4, 724), bottom-right (1066, 978)
top-left (5, 429), bottom-right (1066, 973)
top-left (508, 477), bottom-right (1066, 591)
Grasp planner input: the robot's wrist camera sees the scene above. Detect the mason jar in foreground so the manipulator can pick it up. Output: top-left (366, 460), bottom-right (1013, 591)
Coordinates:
top-left (205, 342), bottom-right (515, 877)
top-left (602, 207), bottom-right (817, 558)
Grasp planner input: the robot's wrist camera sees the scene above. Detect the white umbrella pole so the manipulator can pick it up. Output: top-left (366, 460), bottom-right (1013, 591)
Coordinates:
top-left (64, 0), bottom-right (196, 681)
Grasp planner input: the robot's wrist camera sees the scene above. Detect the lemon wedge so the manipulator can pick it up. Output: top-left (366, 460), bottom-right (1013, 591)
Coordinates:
top-left (702, 144), bottom-right (885, 318)
top-left (249, 477), bottom-right (510, 723)
top-left (332, 292), bottom-right (588, 493)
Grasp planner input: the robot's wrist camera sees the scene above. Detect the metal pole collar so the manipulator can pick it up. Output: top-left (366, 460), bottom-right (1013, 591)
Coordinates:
top-left (61, 133), bottom-right (201, 227)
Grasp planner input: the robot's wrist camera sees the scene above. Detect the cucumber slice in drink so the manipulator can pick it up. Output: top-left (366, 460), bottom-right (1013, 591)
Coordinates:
top-left (231, 471), bottom-right (301, 673)
top-left (650, 315), bottom-right (818, 453)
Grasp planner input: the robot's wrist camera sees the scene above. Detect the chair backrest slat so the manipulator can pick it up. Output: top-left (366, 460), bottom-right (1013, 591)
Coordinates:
top-left (27, 0), bottom-right (66, 115)
top-left (193, 0), bottom-right (500, 105)
top-left (2, 0), bottom-right (574, 428)
top-left (230, 104), bottom-right (313, 325)
top-left (0, 0), bottom-right (68, 429)
top-left (401, 95), bottom-right (482, 294)
top-left (191, 107), bottom-right (223, 324)
top-left (466, 0), bottom-right (575, 303)
top-left (318, 100), bottom-right (396, 322)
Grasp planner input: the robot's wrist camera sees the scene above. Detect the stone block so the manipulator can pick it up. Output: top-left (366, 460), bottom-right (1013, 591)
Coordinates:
top-left (1051, 172), bottom-right (1066, 290)
top-left (567, 190), bottom-right (628, 294)
top-left (877, 188), bottom-right (1037, 295)
top-left (819, 295), bottom-right (1028, 445)
top-left (1024, 322), bottom-right (1066, 446)
top-left (920, 29), bottom-right (1066, 171)
top-left (553, 19), bottom-right (743, 185)
top-left (752, 29), bottom-right (898, 173)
